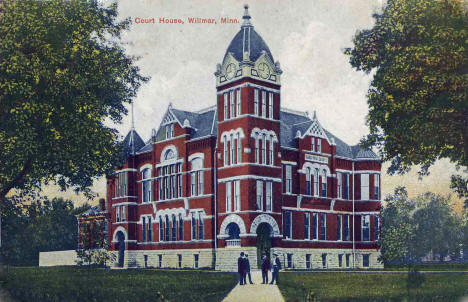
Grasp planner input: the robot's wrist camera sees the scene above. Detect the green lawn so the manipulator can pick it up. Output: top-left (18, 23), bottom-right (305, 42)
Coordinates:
top-left (278, 271), bottom-right (468, 302)
top-left (0, 267), bottom-right (238, 302)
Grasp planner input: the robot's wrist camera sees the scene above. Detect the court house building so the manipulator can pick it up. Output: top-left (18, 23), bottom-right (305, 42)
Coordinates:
top-left (102, 6), bottom-right (382, 270)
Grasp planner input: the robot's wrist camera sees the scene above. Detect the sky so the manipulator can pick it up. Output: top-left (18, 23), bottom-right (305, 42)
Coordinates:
top-left (42, 0), bottom-right (463, 210)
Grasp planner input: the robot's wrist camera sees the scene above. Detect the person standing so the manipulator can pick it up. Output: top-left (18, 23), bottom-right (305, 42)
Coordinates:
top-left (261, 253), bottom-right (271, 284)
top-left (237, 252), bottom-right (246, 285)
top-left (270, 253), bottom-right (281, 285)
top-left (245, 254), bottom-right (254, 284)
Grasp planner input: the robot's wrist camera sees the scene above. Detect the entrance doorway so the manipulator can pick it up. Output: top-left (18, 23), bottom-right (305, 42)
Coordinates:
top-left (116, 231), bottom-right (125, 267)
top-left (256, 223), bottom-right (272, 268)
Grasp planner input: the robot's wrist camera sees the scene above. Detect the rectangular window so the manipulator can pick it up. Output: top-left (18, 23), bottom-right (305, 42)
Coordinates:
top-left (261, 90), bottom-right (266, 117)
top-left (306, 171), bottom-right (311, 195)
top-left (164, 176), bottom-right (170, 199)
top-left (198, 170), bottom-right (204, 195)
top-left (224, 140), bottom-right (228, 166)
top-left (230, 90), bottom-right (235, 118)
top-left (237, 133), bottom-right (242, 163)
top-left (321, 254), bottom-right (327, 268)
top-left (287, 253), bottom-right (293, 268)
top-left (346, 254), bottom-right (350, 268)
top-left (116, 206), bottom-right (121, 222)
top-left (268, 92), bottom-right (273, 119)
top-left (306, 254), bottom-right (311, 269)
top-left (159, 178), bottom-right (163, 201)
top-left (254, 89), bottom-right (259, 116)
top-left (337, 215), bottom-right (342, 241)
top-left (362, 215), bottom-right (370, 241)
top-left (158, 255), bottom-right (162, 267)
top-left (234, 180), bottom-right (241, 212)
top-left (374, 216), bottom-right (380, 241)
top-left (148, 217), bottom-right (153, 242)
top-left (171, 216), bottom-right (176, 241)
top-left (317, 139), bottom-right (322, 153)
top-left (363, 254), bottom-right (370, 267)
top-left (374, 174), bottom-right (380, 200)
top-left (284, 211), bottom-right (292, 239)
top-left (236, 89), bottom-right (241, 116)
top-left (159, 217), bottom-right (163, 241)
top-left (344, 173), bottom-right (349, 199)
top-left (178, 174), bottom-right (183, 197)
top-left (312, 213), bottom-right (318, 240)
top-left (166, 124), bottom-right (174, 139)
top-left (266, 181), bottom-right (272, 212)
top-left (224, 93), bottom-right (228, 120)
top-left (320, 213), bottom-right (327, 240)
top-left (226, 181), bottom-right (232, 212)
top-left (285, 165), bottom-right (292, 193)
top-left (261, 135), bottom-right (266, 165)
top-left (361, 174), bottom-right (370, 200)
top-left (178, 215), bottom-right (183, 241)
top-left (198, 213), bottom-right (204, 240)
top-left (321, 171), bottom-right (327, 197)
top-left (194, 254), bottom-right (199, 268)
top-left (121, 206), bottom-right (126, 222)
top-left (337, 172), bottom-right (342, 199)
top-left (191, 213), bottom-right (197, 240)
top-left (255, 138), bottom-right (259, 163)
top-left (304, 212), bottom-right (310, 240)
top-left (178, 254), bottom-right (182, 268)
top-left (314, 169), bottom-right (319, 197)
top-left (338, 254), bottom-right (343, 268)
top-left (256, 180), bottom-right (263, 211)
top-left (165, 216), bottom-right (170, 241)
top-left (171, 175), bottom-right (176, 198)
top-left (142, 217), bottom-right (146, 242)
top-left (311, 137), bottom-right (315, 152)
top-left (344, 215), bottom-right (350, 241)
top-left (269, 139), bottom-right (274, 165)
top-left (191, 172), bottom-right (197, 196)
top-left (230, 134), bottom-right (235, 165)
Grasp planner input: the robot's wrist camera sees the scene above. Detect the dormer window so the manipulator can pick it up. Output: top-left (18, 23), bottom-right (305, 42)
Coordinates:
top-left (165, 123), bottom-right (174, 139)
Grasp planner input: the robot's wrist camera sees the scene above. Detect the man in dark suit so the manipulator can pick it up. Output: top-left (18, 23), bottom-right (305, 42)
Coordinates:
top-left (270, 253), bottom-right (281, 285)
top-left (245, 254), bottom-right (254, 284)
top-left (237, 252), bottom-right (246, 285)
top-left (261, 253), bottom-right (271, 284)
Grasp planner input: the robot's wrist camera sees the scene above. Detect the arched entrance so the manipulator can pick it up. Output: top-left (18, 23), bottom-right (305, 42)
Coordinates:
top-left (116, 231), bottom-right (125, 267)
top-left (226, 222), bottom-right (240, 239)
top-left (256, 223), bottom-right (272, 268)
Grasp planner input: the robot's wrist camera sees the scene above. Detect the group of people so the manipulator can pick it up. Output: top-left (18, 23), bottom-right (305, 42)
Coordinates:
top-left (237, 252), bottom-right (282, 285)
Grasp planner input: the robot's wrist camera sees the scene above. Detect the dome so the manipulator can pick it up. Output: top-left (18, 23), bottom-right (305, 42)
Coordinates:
top-left (223, 5), bottom-right (274, 63)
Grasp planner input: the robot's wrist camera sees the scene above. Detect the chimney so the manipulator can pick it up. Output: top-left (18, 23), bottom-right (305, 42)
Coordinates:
top-left (99, 198), bottom-right (106, 211)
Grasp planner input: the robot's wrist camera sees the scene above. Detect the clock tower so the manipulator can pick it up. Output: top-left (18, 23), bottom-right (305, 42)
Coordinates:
top-left (215, 5), bottom-right (283, 265)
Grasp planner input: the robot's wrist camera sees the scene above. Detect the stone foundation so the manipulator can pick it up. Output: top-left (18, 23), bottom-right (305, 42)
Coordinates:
top-left (111, 247), bottom-right (382, 270)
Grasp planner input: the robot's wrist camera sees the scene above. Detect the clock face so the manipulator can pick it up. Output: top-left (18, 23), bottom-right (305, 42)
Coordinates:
top-left (258, 63), bottom-right (271, 79)
top-left (225, 63), bottom-right (236, 80)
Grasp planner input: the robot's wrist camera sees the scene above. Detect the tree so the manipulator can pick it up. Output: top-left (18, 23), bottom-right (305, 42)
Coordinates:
top-left (413, 193), bottom-right (463, 260)
top-left (379, 187), bottom-right (417, 264)
top-left (0, 0), bottom-right (148, 200)
top-left (0, 195), bottom-right (90, 266)
top-left (77, 219), bottom-right (114, 267)
top-left (345, 0), bottom-right (468, 201)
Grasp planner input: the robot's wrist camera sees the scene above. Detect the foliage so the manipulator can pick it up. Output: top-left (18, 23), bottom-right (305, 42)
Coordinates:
top-left (76, 219), bottom-right (114, 267)
top-left (345, 0), bottom-right (468, 204)
top-left (0, 0), bottom-right (148, 200)
top-left (0, 195), bottom-right (89, 266)
top-left (278, 271), bottom-right (468, 302)
top-left (379, 188), bottom-right (465, 264)
top-left (1, 267), bottom-right (238, 302)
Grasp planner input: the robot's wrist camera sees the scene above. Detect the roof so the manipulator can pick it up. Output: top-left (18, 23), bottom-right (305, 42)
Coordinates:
top-left (224, 27), bottom-right (274, 63)
top-left (133, 105), bottom-right (378, 161)
top-left (79, 206), bottom-right (106, 217)
top-left (122, 129), bottom-right (145, 159)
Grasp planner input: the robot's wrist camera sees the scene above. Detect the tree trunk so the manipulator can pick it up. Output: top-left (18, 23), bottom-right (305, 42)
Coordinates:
top-left (0, 158), bottom-right (32, 201)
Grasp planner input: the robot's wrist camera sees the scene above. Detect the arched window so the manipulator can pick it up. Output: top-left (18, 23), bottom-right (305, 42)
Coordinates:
top-left (321, 169), bottom-right (327, 197)
top-left (269, 135), bottom-right (274, 165)
top-left (314, 168), bottom-right (319, 197)
top-left (165, 215), bottom-right (170, 241)
top-left (305, 167), bottom-right (311, 195)
top-left (171, 214), bottom-right (177, 241)
top-left (236, 89), bottom-right (241, 116)
top-left (223, 136), bottom-right (228, 166)
top-left (198, 212), bottom-right (204, 240)
top-left (178, 214), bottom-right (183, 241)
top-left (254, 132), bottom-right (259, 163)
top-left (159, 216), bottom-right (164, 242)
top-left (142, 168), bottom-right (152, 202)
top-left (164, 149), bottom-right (175, 161)
top-left (226, 222), bottom-right (240, 239)
top-left (261, 133), bottom-right (266, 164)
top-left (230, 134), bottom-right (235, 165)
top-left (237, 132), bottom-right (241, 163)
top-left (190, 157), bottom-right (204, 196)
top-left (158, 146), bottom-right (182, 201)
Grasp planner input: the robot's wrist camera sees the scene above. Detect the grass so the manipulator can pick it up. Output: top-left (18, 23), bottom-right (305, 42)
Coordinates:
top-left (384, 263), bottom-right (468, 271)
top-left (278, 271), bottom-right (468, 302)
top-left (0, 266), bottom-right (238, 302)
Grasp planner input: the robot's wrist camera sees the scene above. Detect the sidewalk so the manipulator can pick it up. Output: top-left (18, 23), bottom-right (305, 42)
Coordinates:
top-left (222, 270), bottom-right (285, 302)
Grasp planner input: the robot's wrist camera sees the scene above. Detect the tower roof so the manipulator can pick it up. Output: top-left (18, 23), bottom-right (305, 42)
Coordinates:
top-left (122, 129), bottom-right (145, 159)
top-left (223, 5), bottom-right (274, 63)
